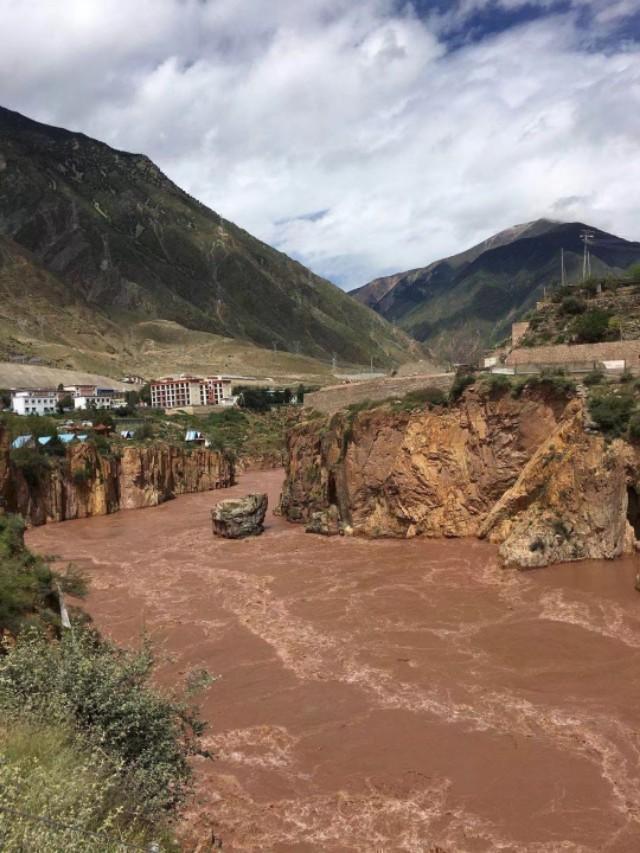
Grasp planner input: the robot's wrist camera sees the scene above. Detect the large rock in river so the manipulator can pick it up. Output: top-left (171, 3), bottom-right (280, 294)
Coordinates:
top-left (211, 493), bottom-right (268, 539)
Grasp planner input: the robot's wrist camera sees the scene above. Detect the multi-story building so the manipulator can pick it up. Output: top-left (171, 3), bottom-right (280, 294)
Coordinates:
top-left (150, 375), bottom-right (236, 410)
top-left (11, 390), bottom-right (60, 416)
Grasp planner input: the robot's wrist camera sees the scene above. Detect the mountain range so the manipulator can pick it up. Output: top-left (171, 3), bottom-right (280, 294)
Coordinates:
top-left (351, 219), bottom-right (640, 360)
top-left (0, 106), bottom-right (415, 379)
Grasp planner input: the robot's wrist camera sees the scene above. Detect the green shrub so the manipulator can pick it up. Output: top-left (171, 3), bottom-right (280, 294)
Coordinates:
top-left (628, 413), bottom-right (640, 442)
top-left (588, 389), bottom-right (635, 437)
top-left (560, 296), bottom-right (586, 316)
top-left (512, 370), bottom-right (576, 398)
top-left (393, 386), bottom-right (448, 411)
top-left (0, 514), bottom-right (55, 634)
top-left (0, 716), bottom-right (172, 851)
top-left (0, 514), bottom-right (88, 636)
top-left (627, 262), bottom-right (640, 282)
top-left (136, 420), bottom-right (154, 440)
top-left (42, 434), bottom-right (67, 458)
top-left (449, 373), bottom-right (475, 402)
top-left (480, 373), bottom-right (512, 396)
top-left (10, 445), bottom-right (51, 488)
top-left (0, 628), bottom-right (205, 817)
top-left (619, 368), bottom-right (634, 384)
top-left (572, 309), bottom-right (613, 343)
top-left (583, 369), bottom-right (605, 387)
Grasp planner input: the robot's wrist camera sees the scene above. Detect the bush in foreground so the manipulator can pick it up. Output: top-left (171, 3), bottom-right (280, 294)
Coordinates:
top-left (0, 628), bottom-right (205, 818)
top-left (0, 716), bottom-right (174, 851)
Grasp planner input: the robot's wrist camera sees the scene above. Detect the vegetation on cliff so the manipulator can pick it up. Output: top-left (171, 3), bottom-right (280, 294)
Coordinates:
top-left (0, 514), bottom-right (207, 850)
top-left (520, 276), bottom-right (640, 347)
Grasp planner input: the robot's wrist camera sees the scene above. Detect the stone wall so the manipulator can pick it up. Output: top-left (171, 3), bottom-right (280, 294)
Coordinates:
top-left (506, 340), bottom-right (640, 369)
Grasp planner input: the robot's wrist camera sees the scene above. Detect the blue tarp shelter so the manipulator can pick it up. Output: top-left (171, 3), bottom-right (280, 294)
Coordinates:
top-left (11, 435), bottom-right (32, 449)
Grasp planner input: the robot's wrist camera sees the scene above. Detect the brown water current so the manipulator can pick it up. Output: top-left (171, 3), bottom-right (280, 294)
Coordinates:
top-left (26, 468), bottom-right (640, 852)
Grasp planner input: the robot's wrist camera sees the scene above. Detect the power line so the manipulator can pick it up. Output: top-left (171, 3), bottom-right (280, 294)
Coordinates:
top-left (580, 230), bottom-right (595, 281)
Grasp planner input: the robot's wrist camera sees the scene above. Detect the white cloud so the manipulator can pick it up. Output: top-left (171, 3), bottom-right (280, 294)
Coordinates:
top-left (0, 0), bottom-right (639, 287)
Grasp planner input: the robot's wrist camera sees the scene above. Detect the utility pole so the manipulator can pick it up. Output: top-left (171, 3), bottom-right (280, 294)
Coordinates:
top-left (331, 352), bottom-right (337, 372)
top-left (370, 356), bottom-right (373, 374)
top-left (560, 248), bottom-right (566, 288)
top-left (580, 230), bottom-right (594, 281)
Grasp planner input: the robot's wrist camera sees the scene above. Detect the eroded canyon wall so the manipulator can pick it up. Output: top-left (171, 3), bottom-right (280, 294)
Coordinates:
top-left (0, 427), bottom-right (234, 525)
top-left (280, 388), bottom-right (640, 567)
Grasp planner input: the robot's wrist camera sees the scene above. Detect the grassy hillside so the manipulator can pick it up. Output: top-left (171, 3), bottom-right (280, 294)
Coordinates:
top-left (0, 106), bottom-right (416, 375)
top-left (352, 220), bottom-right (640, 361)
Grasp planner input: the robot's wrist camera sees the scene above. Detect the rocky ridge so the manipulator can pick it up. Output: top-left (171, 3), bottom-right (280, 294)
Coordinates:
top-left (0, 425), bottom-right (233, 526)
top-left (279, 386), bottom-right (640, 568)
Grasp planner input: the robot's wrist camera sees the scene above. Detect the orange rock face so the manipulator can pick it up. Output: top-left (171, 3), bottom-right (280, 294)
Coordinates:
top-left (280, 388), bottom-right (640, 568)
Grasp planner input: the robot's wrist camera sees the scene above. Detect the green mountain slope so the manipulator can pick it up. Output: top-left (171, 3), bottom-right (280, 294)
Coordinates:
top-left (351, 220), bottom-right (640, 358)
top-left (0, 106), bottom-right (415, 371)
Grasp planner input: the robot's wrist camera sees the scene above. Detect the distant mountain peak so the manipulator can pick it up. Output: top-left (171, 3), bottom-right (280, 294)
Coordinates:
top-left (352, 219), bottom-right (640, 361)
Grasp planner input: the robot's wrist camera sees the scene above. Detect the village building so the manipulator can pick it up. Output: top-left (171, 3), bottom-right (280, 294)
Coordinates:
top-left (150, 375), bottom-right (237, 410)
top-left (11, 389), bottom-right (60, 416)
top-left (63, 384), bottom-right (126, 411)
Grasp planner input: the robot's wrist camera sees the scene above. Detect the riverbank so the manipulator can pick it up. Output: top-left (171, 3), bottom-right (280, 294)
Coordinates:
top-left (27, 468), bottom-right (640, 852)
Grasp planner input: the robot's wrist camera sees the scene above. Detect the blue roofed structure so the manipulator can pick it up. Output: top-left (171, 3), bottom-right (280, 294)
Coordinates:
top-left (11, 434), bottom-right (33, 449)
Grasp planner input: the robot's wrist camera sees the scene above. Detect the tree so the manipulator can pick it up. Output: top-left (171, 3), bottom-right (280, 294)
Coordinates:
top-left (572, 309), bottom-right (613, 343)
top-left (56, 394), bottom-right (74, 414)
top-left (125, 389), bottom-right (140, 409)
top-left (138, 384), bottom-right (151, 405)
top-left (0, 389), bottom-right (11, 410)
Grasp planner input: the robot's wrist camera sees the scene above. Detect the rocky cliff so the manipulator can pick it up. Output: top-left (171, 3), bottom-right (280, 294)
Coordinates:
top-left (0, 427), bottom-right (233, 526)
top-left (280, 387), bottom-right (640, 568)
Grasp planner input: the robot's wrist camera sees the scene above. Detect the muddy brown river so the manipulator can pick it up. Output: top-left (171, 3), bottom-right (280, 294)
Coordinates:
top-left (27, 468), bottom-right (640, 852)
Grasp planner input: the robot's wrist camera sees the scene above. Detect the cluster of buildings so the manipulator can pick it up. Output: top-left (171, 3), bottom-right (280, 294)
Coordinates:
top-left (10, 384), bottom-right (126, 416)
top-left (149, 375), bottom-right (238, 410)
top-left (7, 374), bottom-right (245, 417)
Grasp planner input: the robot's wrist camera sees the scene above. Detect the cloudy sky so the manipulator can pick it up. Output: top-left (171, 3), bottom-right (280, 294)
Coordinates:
top-left (1, 0), bottom-right (639, 288)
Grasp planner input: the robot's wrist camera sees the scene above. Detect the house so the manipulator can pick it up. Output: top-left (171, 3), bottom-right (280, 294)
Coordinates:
top-left (150, 375), bottom-right (237, 409)
top-left (11, 390), bottom-right (60, 416)
top-left (64, 385), bottom-right (125, 411)
top-left (73, 393), bottom-right (125, 410)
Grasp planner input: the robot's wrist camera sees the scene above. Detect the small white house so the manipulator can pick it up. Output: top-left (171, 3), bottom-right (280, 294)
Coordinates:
top-left (11, 390), bottom-right (59, 416)
top-left (73, 392), bottom-right (126, 411)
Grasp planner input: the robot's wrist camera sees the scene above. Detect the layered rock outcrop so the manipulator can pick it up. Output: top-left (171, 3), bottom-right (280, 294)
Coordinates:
top-left (0, 426), bottom-right (234, 526)
top-left (479, 403), bottom-right (635, 567)
top-left (279, 388), bottom-right (640, 568)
